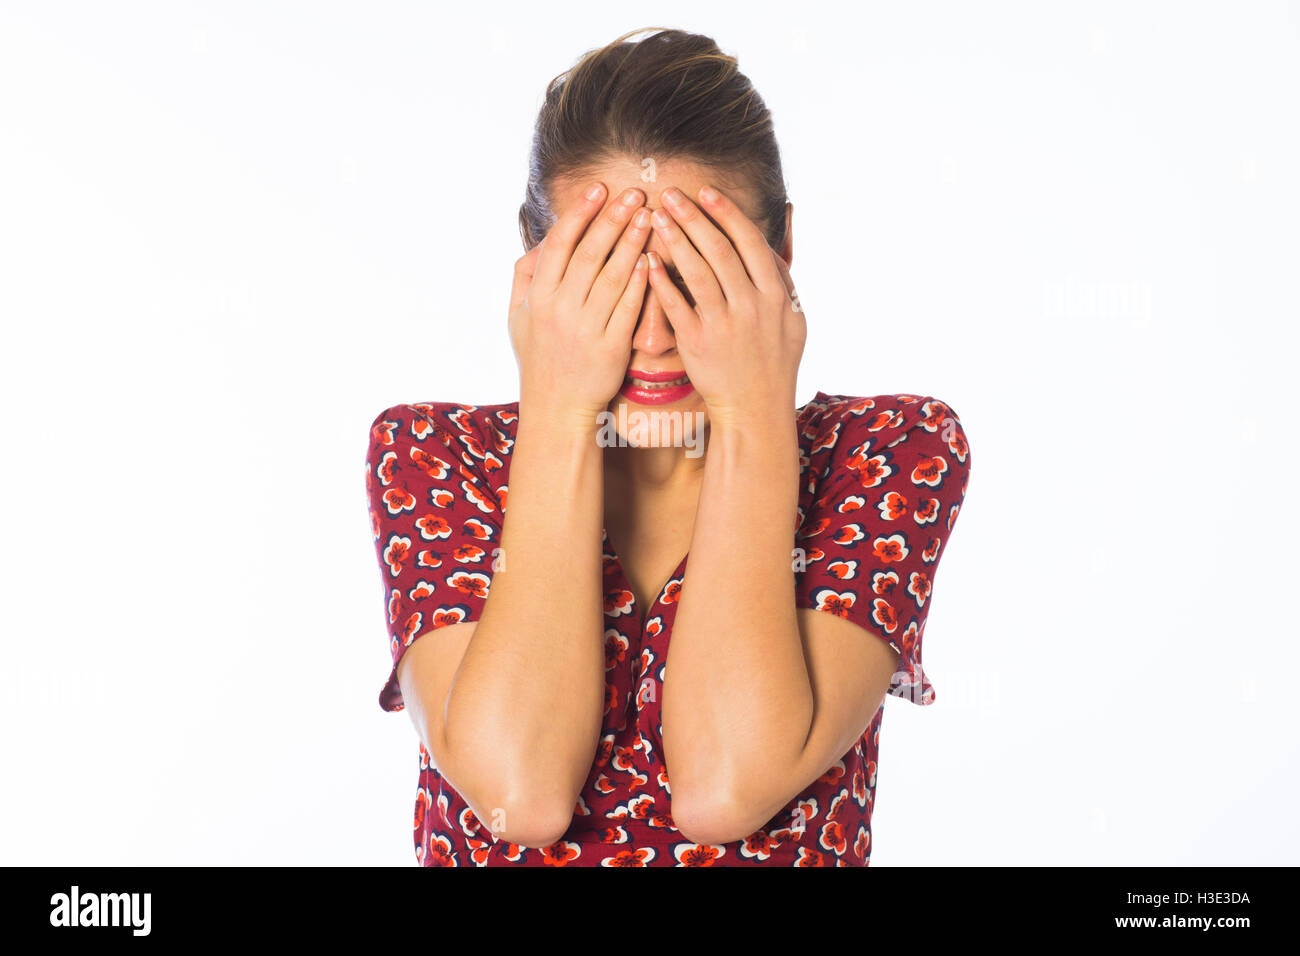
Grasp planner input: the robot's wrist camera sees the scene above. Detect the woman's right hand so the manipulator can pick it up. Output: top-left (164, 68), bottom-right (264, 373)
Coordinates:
top-left (508, 183), bottom-right (652, 423)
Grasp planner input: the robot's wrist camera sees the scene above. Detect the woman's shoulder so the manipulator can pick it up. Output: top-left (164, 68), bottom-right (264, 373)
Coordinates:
top-left (369, 398), bottom-right (520, 433)
top-left (366, 399), bottom-right (521, 481)
top-left (368, 399), bottom-right (521, 448)
top-left (799, 390), bottom-right (970, 481)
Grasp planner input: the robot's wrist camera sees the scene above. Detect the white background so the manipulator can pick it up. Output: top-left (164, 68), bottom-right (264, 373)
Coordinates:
top-left (2, 0), bottom-right (1296, 866)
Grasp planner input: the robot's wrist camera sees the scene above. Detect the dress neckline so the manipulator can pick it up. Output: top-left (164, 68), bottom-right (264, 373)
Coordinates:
top-left (601, 525), bottom-right (690, 633)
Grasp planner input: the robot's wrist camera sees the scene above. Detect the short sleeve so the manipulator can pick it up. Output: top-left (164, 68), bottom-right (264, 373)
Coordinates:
top-left (795, 395), bottom-right (972, 706)
top-left (364, 403), bottom-right (506, 712)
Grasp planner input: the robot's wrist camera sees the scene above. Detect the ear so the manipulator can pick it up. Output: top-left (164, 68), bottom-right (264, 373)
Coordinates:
top-left (779, 201), bottom-right (793, 268)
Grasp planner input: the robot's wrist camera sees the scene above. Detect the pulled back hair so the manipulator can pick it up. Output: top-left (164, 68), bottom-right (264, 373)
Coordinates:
top-left (518, 27), bottom-right (789, 253)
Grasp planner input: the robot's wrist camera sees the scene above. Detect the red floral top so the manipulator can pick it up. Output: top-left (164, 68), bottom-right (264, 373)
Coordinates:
top-left (364, 391), bottom-right (971, 866)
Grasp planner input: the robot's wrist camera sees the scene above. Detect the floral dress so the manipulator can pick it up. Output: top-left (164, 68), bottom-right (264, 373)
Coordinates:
top-left (364, 391), bottom-right (971, 866)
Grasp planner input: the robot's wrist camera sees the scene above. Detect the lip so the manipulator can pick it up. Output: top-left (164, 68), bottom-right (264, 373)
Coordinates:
top-left (619, 378), bottom-right (695, 405)
top-left (625, 368), bottom-right (689, 383)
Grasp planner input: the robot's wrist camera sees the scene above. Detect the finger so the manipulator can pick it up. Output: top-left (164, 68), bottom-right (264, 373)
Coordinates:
top-left (694, 185), bottom-right (784, 297)
top-left (532, 181), bottom-right (609, 294)
top-left (771, 249), bottom-right (797, 300)
top-left (658, 187), bottom-right (754, 302)
top-left (508, 241), bottom-right (544, 318)
top-left (606, 252), bottom-right (650, 343)
top-left (585, 205), bottom-right (654, 318)
top-left (645, 249), bottom-right (703, 339)
top-left (647, 205), bottom-right (726, 318)
top-left (562, 186), bottom-right (646, 294)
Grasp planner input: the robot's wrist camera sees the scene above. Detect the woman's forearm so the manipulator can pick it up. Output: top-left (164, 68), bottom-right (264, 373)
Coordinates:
top-left (442, 399), bottom-right (607, 840)
top-left (661, 411), bottom-right (811, 816)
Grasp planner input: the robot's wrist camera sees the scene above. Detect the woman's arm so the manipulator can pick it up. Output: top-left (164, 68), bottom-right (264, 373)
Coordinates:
top-left (439, 403), bottom-right (608, 847)
top-left (640, 184), bottom-right (832, 842)
top-left (659, 412), bottom-right (814, 827)
top-left (433, 183), bottom-right (654, 847)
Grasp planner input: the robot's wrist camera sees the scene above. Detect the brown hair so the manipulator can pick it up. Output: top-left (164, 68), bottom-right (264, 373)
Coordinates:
top-left (517, 27), bottom-right (789, 254)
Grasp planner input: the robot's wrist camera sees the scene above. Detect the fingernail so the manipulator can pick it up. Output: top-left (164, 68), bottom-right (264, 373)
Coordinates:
top-left (699, 185), bottom-right (719, 203)
top-left (663, 187), bottom-right (683, 205)
top-left (586, 183), bottom-right (605, 200)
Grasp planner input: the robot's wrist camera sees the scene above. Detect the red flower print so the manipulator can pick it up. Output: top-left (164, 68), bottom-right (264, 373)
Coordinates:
top-left (376, 450), bottom-right (400, 486)
top-left (430, 605), bottom-right (470, 628)
top-left (381, 485), bottom-right (417, 516)
top-left (604, 587), bottom-right (634, 617)
top-left (414, 515), bottom-right (450, 540)
top-left (382, 534), bottom-right (411, 576)
top-left (832, 523), bottom-right (866, 546)
top-left (878, 490), bottom-right (908, 520)
top-left (739, 831), bottom-right (778, 861)
top-left (407, 580), bottom-right (435, 602)
top-left (452, 543), bottom-right (487, 563)
top-left (600, 847), bottom-right (657, 866)
top-left (427, 833), bottom-right (457, 867)
top-left (541, 841), bottom-right (582, 866)
top-left (871, 533), bottom-right (910, 563)
top-left (912, 454), bottom-right (949, 488)
top-left (414, 787), bottom-right (431, 832)
top-left (907, 570), bottom-right (933, 607)
top-left (913, 496), bottom-right (940, 525)
top-left (811, 421), bottom-right (841, 455)
top-left (660, 576), bottom-right (684, 604)
top-left (870, 598), bottom-right (900, 634)
top-left (798, 516), bottom-right (832, 538)
top-left (870, 569), bottom-right (899, 595)
top-left (820, 820), bottom-right (849, 855)
top-left (810, 587), bottom-right (856, 617)
top-left (596, 826), bottom-right (629, 844)
top-left (415, 549), bottom-right (443, 569)
top-left (410, 447), bottom-right (451, 480)
top-left (399, 612), bottom-right (423, 647)
top-left (674, 844), bottom-right (727, 865)
top-left (827, 559), bottom-right (858, 580)
top-left (462, 480), bottom-right (496, 514)
top-left (446, 570), bottom-right (489, 599)
top-left (604, 629), bottom-right (630, 670)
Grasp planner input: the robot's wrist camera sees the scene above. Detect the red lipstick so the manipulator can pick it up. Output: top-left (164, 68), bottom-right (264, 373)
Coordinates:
top-left (619, 368), bottom-right (695, 405)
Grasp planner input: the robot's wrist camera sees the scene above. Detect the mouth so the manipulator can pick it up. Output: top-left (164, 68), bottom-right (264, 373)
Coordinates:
top-left (624, 373), bottom-right (691, 390)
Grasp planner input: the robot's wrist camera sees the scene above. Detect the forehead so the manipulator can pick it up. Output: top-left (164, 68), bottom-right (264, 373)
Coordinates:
top-left (552, 157), bottom-right (762, 221)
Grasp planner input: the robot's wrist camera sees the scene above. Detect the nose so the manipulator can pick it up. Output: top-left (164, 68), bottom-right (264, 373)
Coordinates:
top-left (629, 227), bottom-right (681, 356)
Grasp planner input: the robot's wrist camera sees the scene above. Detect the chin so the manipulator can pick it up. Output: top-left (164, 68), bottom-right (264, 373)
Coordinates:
top-left (600, 396), bottom-right (710, 452)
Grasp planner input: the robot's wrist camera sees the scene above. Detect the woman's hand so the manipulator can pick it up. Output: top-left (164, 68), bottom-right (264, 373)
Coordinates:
top-left (508, 183), bottom-right (653, 425)
top-left (644, 185), bottom-right (805, 428)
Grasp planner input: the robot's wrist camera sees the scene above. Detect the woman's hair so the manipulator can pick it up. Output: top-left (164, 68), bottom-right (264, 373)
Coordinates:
top-left (518, 27), bottom-right (789, 254)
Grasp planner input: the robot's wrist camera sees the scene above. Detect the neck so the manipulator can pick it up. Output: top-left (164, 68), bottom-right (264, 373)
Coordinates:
top-left (603, 430), bottom-right (709, 497)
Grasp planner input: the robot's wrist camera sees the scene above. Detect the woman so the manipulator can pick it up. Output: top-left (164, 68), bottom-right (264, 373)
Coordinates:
top-left (365, 27), bottom-right (972, 866)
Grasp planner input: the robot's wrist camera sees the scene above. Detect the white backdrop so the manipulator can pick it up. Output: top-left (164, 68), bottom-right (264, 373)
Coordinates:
top-left (1, 0), bottom-right (1296, 866)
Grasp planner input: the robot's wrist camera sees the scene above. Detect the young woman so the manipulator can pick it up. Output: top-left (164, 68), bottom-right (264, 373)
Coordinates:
top-left (364, 27), bottom-right (972, 866)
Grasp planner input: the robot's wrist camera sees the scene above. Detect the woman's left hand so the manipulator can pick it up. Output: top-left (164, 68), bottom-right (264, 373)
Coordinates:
top-left (646, 185), bottom-right (806, 428)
